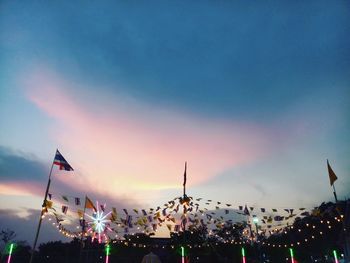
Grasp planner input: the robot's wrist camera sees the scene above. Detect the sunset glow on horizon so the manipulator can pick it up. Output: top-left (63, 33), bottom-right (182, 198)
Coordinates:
top-left (1, 0), bottom-right (349, 244)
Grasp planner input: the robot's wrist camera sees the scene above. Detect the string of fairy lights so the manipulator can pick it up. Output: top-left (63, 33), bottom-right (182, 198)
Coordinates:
top-left (38, 192), bottom-right (347, 251)
top-left (41, 212), bottom-right (345, 251)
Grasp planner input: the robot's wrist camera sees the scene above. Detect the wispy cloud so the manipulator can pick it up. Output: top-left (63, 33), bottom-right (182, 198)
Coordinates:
top-left (23, 69), bottom-right (280, 202)
top-left (0, 208), bottom-right (67, 244)
top-left (0, 146), bottom-right (141, 212)
top-left (0, 146), bottom-right (47, 182)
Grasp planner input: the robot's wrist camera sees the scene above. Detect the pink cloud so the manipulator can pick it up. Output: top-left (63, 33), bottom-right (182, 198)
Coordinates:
top-left (24, 69), bottom-right (274, 201)
top-left (0, 182), bottom-right (42, 196)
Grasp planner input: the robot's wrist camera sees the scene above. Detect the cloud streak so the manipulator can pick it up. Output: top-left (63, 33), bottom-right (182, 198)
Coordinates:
top-left (22, 69), bottom-right (282, 203)
top-left (0, 146), bottom-right (141, 213)
top-left (0, 146), bottom-right (47, 182)
top-left (0, 208), bottom-right (67, 245)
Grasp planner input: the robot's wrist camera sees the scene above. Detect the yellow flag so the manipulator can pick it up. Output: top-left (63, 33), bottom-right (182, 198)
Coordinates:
top-left (110, 213), bottom-right (116, 222)
top-left (45, 200), bottom-right (53, 209)
top-left (327, 160), bottom-right (338, 186)
top-left (311, 208), bottom-right (320, 216)
top-left (85, 196), bottom-right (97, 211)
top-left (77, 209), bottom-right (84, 218)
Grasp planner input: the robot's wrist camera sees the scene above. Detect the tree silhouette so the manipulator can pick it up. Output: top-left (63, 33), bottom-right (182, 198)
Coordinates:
top-left (0, 229), bottom-right (16, 244)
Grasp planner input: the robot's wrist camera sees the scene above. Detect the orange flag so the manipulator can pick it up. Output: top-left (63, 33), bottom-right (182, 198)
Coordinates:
top-left (327, 160), bottom-right (338, 186)
top-left (85, 196), bottom-right (97, 211)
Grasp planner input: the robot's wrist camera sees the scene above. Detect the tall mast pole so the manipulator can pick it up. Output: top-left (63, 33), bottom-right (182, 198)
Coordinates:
top-left (79, 196), bottom-right (88, 263)
top-left (333, 184), bottom-right (338, 203)
top-left (182, 162), bottom-right (187, 263)
top-left (29, 152), bottom-right (56, 263)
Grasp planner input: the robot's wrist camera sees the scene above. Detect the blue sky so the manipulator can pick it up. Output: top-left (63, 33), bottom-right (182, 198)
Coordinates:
top-left (0, 0), bottom-right (349, 243)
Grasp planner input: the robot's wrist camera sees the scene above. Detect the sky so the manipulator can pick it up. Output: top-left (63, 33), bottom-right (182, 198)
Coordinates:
top-left (0, 0), bottom-right (349, 245)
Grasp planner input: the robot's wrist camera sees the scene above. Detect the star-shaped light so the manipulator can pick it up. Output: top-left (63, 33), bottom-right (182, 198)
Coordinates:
top-left (86, 202), bottom-right (111, 243)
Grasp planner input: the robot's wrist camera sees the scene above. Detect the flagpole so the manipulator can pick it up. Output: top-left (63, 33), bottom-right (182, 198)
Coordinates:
top-left (79, 196), bottom-right (88, 263)
top-left (333, 184), bottom-right (338, 203)
top-left (29, 152), bottom-right (56, 263)
top-left (183, 162), bottom-right (187, 197)
top-left (183, 162), bottom-right (187, 233)
top-left (182, 162), bottom-right (187, 263)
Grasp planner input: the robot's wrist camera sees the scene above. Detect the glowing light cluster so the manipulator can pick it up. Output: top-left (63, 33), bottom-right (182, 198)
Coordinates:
top-left (86, 202), bottom-right (112, 243)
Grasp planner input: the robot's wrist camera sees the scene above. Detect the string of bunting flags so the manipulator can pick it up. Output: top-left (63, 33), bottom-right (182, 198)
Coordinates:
top-left (41, 208), bottom-right (345, 250)
top-left (28, 148), bottom-right (346, 263)
top-left (41, 191), bottom-right (330, 248)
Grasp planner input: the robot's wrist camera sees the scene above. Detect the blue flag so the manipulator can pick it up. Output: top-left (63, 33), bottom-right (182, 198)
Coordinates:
top-left (54, 150), bottom-right (74, 171)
